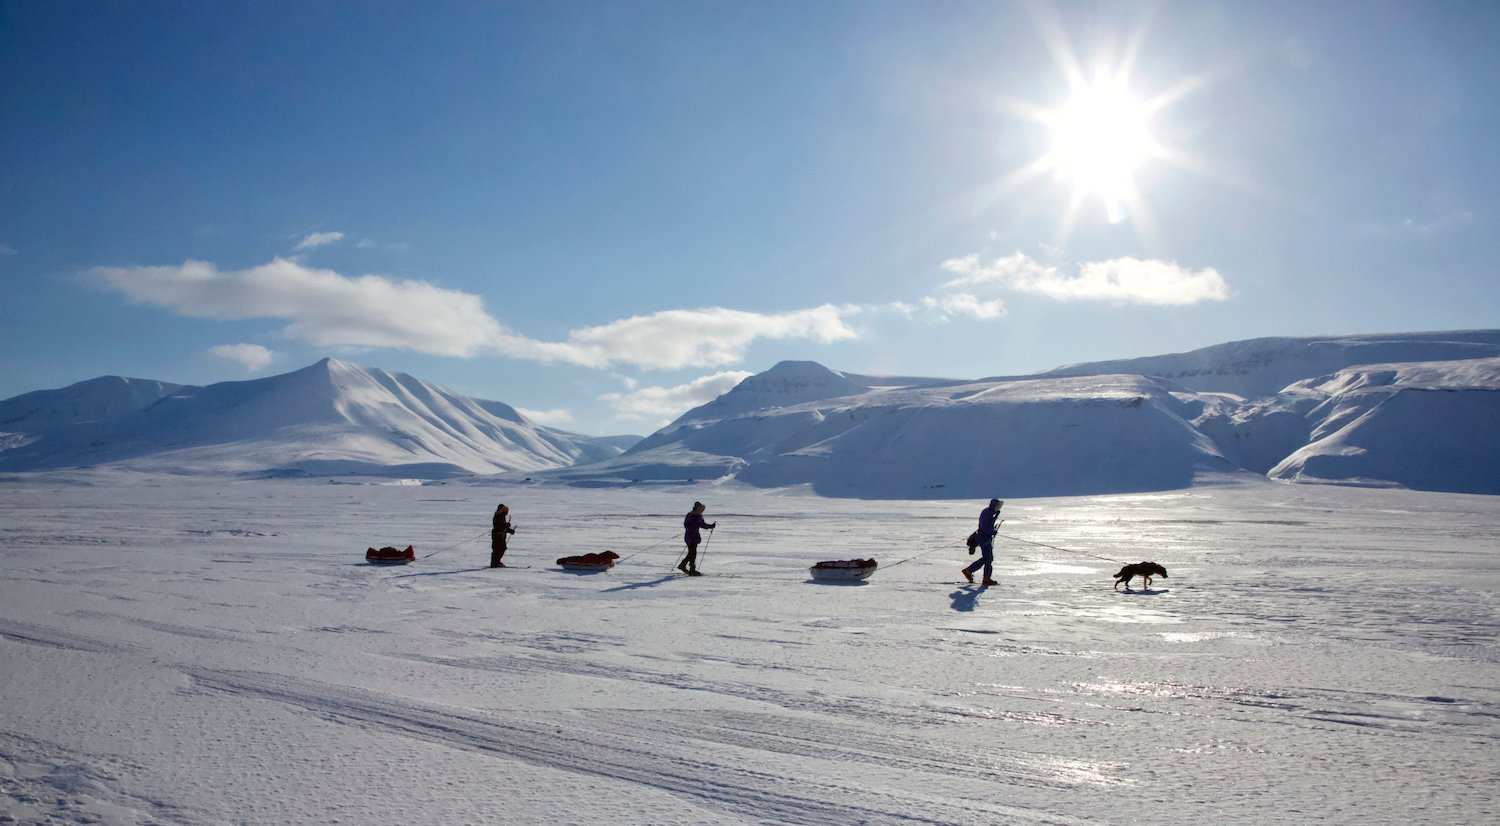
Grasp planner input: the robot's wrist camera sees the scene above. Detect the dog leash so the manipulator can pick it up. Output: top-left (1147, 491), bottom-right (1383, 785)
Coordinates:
top-left (995, 532), bottom-right (1120, 564)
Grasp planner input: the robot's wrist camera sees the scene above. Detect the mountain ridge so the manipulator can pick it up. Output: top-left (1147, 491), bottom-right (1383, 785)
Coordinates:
top-left (564, 330), bottom-right (1500, 497)
top-left (4, 330), bottom-right (1497, 495)
top-left (0, 358), bottom-right (636, 477)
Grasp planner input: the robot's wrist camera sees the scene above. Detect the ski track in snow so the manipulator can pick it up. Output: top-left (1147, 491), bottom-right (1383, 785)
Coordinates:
top-left (1, 478), bottom-right (1498, 825)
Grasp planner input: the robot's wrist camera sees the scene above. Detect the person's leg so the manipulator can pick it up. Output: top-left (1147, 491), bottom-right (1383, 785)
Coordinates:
top-left (490, 541), bottom-right (504, 568)
top-left (679, 544), bottom-right (698, 572)
top-left (974, 539), bottom-right (995, 583)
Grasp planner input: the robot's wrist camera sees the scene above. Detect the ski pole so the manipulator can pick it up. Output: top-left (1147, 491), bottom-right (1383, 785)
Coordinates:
top-left (698, 526), bottom-right (714, 572)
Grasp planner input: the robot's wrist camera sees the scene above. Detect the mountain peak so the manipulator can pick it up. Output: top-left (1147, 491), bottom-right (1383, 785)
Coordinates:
top-left (0, 358), bottom-right (633, 477)
top-left (735, 361), bottom-right (864, 395)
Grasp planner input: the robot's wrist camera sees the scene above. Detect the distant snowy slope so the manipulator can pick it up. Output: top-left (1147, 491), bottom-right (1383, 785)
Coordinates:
top-left (558, 373), bottom-right (1238, 498)
top-left (671, 361), bottom-right (880, 424)
top-left (1266, 357), bottom-right (1500, 493)
top-left (0, 359), bottom-right (630, 477)
top-left (552, 332), bottom-right (1500, 497)
top-left (0, 375), bottom-right (184, 432)
top-left (1039, 330), bottom-right (1500, 398)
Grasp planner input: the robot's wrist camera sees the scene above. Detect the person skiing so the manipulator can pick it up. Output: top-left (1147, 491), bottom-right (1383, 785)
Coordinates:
top-left (963, 498), bottom-right (1002, 586)
top-left (679, 501), bottom-right (716, 576)
top-left (490, 504), bottom-right (516, 568)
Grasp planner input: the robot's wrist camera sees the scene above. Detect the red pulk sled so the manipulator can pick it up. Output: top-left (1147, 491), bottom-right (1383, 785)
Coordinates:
top-left (556, 551), bottom-right (620, 571)
top-left (366, 545), bottom-right (416, 564)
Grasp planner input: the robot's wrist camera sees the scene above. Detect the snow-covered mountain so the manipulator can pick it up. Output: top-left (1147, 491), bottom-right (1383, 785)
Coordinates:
top-left (6, 331), bottom-right (1497, 494)
top-left (551, 366), bottom-right (1236, 498)
top-left (1037, 329), bottom-right (1500, 398)
top-left (549, 331), bottom-right (1500, 497)
top-left (0, 359), bottom-right (636, 477)
top-left (1262, 357), bottom-right (1500, 493)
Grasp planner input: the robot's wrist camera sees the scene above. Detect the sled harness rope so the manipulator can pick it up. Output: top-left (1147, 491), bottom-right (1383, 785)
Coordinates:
top-left (883, 538), bottom-right (967, 570)
top-left (615, 533), bottom-right (681, 563)
top-left (420, 529), bottom-right (491, 559)
top-left (996, 532), bottom-right (1120, 564)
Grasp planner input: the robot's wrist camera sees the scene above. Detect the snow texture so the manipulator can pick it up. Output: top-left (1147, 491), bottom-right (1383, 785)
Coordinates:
top-left (1, 477), bottom-right (1497, 825)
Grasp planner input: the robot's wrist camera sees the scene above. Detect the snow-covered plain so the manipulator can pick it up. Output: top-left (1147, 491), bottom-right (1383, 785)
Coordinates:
top-left (2, 475), bottom-right (1497, 825)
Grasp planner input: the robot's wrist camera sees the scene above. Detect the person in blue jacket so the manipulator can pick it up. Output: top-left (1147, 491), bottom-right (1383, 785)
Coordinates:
top-left (963, 498), bottom-right (1003, 586)
top-left (679, 501), bottom-right (716, 576)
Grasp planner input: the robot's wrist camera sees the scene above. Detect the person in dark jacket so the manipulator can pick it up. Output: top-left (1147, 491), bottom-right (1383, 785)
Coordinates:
top-left (963, 498), bottom-right (1003, 586)
top-left (679, 501), bottom-right (716, 576)
top-left (490, 504), bottom-right (516, 568)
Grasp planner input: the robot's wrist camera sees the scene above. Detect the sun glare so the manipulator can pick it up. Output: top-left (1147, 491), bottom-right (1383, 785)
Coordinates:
top-left (994, 17), bottom-right (1206, 241)
top-left (1043, 74), bottom-right (1157, 222)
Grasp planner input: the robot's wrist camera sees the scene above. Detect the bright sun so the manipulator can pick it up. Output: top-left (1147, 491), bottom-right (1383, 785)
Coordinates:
top-left (998, 20), bottom-right (1204, 240)
top-left (1041, 72), bottom-right (1159, 223)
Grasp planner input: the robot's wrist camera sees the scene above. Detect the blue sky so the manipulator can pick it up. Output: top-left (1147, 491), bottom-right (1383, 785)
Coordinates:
top-left (2, 1), bottom-right (1496, 435)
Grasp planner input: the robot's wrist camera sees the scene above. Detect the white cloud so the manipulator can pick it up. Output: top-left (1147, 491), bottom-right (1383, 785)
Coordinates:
top-left (514, 406), bottom-right (574, 426)
top-left (293, 231), bottom-right (345, 251)
top-left (94, 258), bottom-right (506, 357)
top-left (600, 370), bottom-right (753, 422)
top-left (923, 293), bottom-right (1006, 320)
top-left (0, 243), bottom-right (16, 256)
top-left (206, 343), bottom-right (275, 372)
top-left (356, 238), bottom-right (413, 252)
top-left (497, 305), bottom-right (862, 371)
top-left (941, 251), bottom-right (1229, 305)
top-left (1402, 211), bottom-right (1478, 236)
top-left (94, 258), bottom-right (862, 370)
top-left (1360, 211), bottom-right (1481, 239)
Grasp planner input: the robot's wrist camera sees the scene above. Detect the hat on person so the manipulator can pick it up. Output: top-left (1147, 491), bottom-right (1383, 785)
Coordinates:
top-left (989, 498), bottom-right (1001, 507)
top-left (693, 501), bottom-right (705, 510)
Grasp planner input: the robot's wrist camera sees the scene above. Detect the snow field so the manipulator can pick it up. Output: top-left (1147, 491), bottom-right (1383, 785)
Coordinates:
top-left (1, 476), bottom-right (1497, 824)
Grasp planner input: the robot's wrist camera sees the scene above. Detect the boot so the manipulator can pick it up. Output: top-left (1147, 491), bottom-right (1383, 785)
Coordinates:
top-left (962, 568), bottom-right (974, 584)
top-left (980, 578), bottom-right (999, 587)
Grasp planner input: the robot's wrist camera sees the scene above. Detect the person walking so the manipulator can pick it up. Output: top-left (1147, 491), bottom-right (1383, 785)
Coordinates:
top-left (679, 501), bottom-right (716, 576)
top-left (963, 498), bottom-right (1003, 586)
top-left (490, 504), bottom-right (516, 568)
